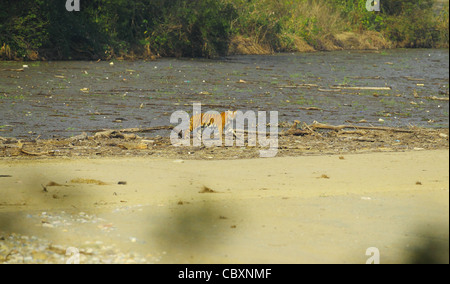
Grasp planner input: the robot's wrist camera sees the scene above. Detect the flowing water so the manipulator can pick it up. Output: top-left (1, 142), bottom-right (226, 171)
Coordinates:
top-left (0, 49), bottom-right (449, 139)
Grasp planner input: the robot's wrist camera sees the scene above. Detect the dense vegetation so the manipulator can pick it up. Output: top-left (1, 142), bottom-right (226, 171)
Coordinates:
top-left (0, 0), bottom-right (448, 60)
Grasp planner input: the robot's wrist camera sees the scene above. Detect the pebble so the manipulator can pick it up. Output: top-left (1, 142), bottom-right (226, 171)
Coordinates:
top-left (0, 232), bottom-right (158, 264)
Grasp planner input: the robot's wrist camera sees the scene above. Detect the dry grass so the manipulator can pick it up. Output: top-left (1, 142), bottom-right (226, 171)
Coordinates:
top-left (292, 0), bottom-right (348, 35)
top-left (0, 43), bottom-right (13, 60)
top-left (228, 35), bottom-right (273, 55)
top-left (226, 0), bottom-right (391, 54)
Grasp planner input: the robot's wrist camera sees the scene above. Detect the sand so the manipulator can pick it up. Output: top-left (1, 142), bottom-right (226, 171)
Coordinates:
top-left (0, 150), bottom-right (449, 264)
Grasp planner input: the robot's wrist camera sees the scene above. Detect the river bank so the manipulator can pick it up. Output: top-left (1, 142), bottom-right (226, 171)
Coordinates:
top-left (1, 149), bottom-right (448, 264)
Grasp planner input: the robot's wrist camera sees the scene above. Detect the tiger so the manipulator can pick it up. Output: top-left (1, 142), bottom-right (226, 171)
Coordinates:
top-left (183, 110), bottom-right (238, 139)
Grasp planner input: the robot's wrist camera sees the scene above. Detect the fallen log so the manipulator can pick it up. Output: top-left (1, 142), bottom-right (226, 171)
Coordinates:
top-left (1, 68), bottom-right (24, 72)
top-left (309, 122), bottom-right (415, 133)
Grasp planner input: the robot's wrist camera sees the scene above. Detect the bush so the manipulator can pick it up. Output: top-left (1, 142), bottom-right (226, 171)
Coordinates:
top-left (0, 0), bottom-right (50, 60)
top-left (150, 0), bottom-right (236, 58)
top-left (381, 0), bottom-right (444, 47)
top-left (331, 0), bottom-right (448, 48)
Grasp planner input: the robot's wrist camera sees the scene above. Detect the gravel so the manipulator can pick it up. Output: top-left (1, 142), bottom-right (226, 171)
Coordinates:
top-left (0, 232), bottom-right (159, 264)
top-left (1, 209), bottom-right (161, 264)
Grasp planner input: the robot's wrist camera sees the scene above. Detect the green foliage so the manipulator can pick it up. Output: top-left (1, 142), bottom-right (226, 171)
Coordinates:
top-left (0, 0), bottom-right (448, 60)
top-left (382, 0), bottom-right (434, 16)
top-left (0, 0), bottom-right (49, 59)
top-left (0, 0), bottom-right (235, 59)
top-left (150, 0), bottom-right (236, 58)
top-left (330, 0), bottom-right (448, 47)
top-left (230, 0), bottom-right (286, 50)
top-left (381, 0), bottom-right (446, 47)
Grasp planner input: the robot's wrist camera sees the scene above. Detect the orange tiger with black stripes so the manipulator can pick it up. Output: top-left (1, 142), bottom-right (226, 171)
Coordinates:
top-left (183, 110), bottom-right (238, 139)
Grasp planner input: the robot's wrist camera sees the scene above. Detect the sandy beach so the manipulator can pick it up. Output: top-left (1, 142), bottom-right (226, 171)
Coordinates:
top-left (1, 149), bottom-right (448, 264)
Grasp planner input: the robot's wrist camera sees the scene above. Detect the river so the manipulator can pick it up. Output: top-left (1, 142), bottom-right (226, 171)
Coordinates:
top-left (0, 49), bottom-right (448, 139)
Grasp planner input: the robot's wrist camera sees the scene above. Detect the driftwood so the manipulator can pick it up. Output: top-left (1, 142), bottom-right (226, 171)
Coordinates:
top-left (425, 96), bottom-right (449, 101)
top-left (94, 130), bottom-right (141, 140)
top-left (91, 126), bottom-right (174, 134)
top-left (299, 107), bottom-right (322, 111)
top-left (281, 121), bottom-right (416, 137)
top-left (18, 141), bottom-right (49, 156)
top-left (1, 68), bottom-right (24, 72)
top-left (281, 121), bottom-right (309, 136)
top-left (278, 84), bottom-right (319, 88)
top-left (89, 126), bottom-right (173, 139)
top-left (318, 88), bottom-right (341, 92)
top-left (331, 86), bottom-right (392, 91)
top-left (309, 122), bottom-right (414, 133)
top-left (349, 76), bottom-right (381, 80)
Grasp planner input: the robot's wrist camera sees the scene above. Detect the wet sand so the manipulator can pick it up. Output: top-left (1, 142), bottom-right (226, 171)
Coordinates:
top-left (1, 150), bottom-right (448, 264)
